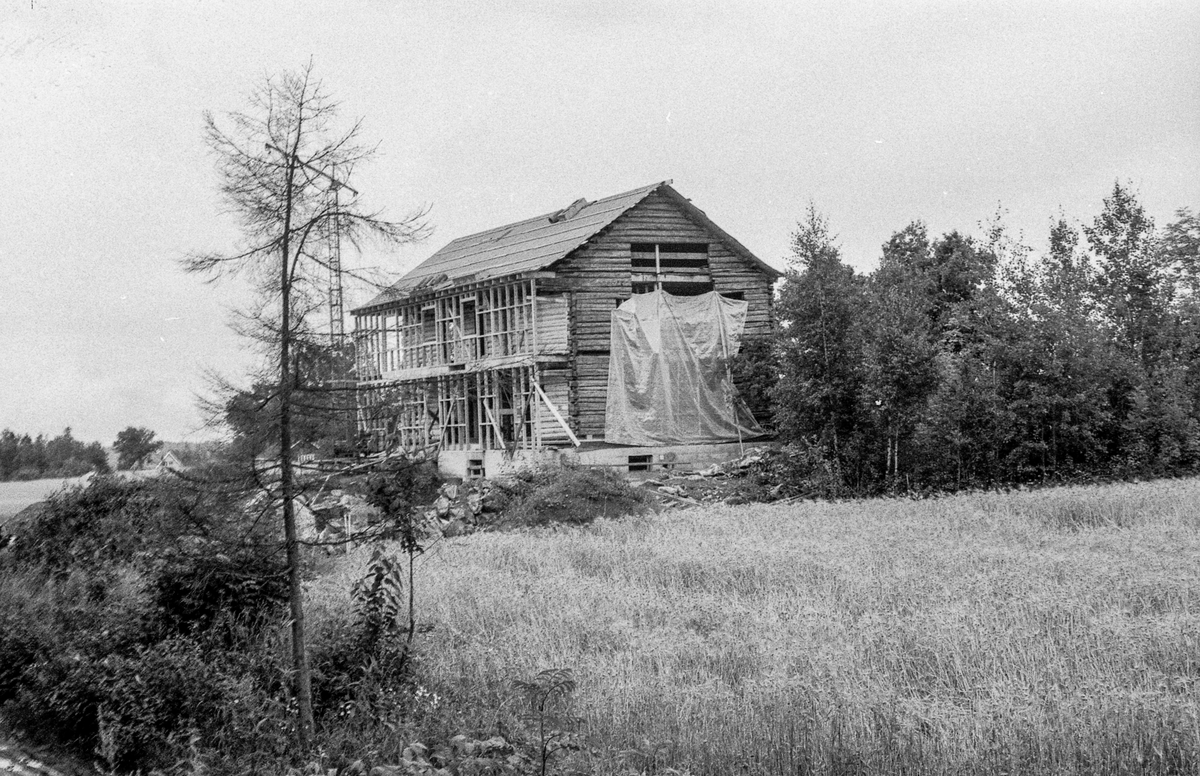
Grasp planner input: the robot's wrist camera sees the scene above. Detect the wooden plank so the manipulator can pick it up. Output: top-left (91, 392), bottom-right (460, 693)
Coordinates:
top-left (534, 382), bottom-right (580, 446)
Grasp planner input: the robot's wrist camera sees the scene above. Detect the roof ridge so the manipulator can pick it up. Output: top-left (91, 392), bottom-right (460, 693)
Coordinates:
top-left (353, 180), bottom-right (678, 311)
top-left (438, 181), bottom-right (668, 247)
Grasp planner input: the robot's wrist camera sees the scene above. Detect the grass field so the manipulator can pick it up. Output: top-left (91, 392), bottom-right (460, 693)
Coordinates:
top-left (0, 475), bottom-right (91, 520)
top-left (311, 479), bottom-right (1200, 775)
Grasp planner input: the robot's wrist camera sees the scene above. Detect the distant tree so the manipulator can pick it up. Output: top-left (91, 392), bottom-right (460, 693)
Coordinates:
top-left (0, 430), bottom-right (19, 479)
top-left (114, 427), bottom-right (163, 470)
top-left (16, 434), bottom-right (48, 479)
top-left (84, 441), bottom-right (111, 474)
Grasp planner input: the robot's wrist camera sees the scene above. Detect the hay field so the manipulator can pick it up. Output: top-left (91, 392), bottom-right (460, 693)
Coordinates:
top-left (312, 479), bottom-right (1200, 775)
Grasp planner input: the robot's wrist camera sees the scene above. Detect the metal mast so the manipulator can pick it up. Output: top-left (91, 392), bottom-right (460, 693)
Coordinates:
top-left (327, 166), bottom-right (344, 347)
top-left (265, 143), bottom-right (358, 347)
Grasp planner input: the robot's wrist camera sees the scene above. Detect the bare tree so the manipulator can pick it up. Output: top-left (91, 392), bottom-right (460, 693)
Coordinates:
top-left (183, 62), bottom-right (427, 749)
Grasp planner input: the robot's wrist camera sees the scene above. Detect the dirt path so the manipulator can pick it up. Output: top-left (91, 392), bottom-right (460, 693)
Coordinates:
top-left (0, 742), bottom-right (68, 776)
top-left (0, 721), bottom-right (89, 776)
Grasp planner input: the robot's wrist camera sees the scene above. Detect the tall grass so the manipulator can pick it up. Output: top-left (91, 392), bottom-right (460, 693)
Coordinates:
top-left (310, 479), bottom-right (1200, 775)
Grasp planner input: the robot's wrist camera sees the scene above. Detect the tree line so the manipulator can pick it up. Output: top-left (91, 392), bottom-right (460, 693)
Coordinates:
top-left (770, 183), bottom-right (1200, 493)
top-left (0, 428), bottom-right (109, 481)
top-left (0, 426), bottom-right (169, 481)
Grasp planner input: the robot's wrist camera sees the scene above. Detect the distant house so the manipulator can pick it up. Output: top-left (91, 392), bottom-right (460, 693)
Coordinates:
top-left (153, 447), bottom-right (214, 474)
top-left (154, 450), bottom-right (186, 474)
top-left (352, 181), bottom-right (780, 476)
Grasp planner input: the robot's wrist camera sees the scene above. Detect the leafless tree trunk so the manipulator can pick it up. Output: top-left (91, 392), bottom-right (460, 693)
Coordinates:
top-left (182, 62), bottom-right (427, 752)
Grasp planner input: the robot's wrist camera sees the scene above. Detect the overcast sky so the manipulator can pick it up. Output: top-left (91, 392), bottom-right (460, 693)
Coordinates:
top-left (2, 0), bottom-right (1197, 444)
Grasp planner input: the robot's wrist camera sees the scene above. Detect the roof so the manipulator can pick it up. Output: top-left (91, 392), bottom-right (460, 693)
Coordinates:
top-left (355, 180), bottom-right (779, 311)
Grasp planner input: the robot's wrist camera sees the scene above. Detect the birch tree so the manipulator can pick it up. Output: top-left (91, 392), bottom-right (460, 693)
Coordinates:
top-left (183, 63), bottom-right (427, 750)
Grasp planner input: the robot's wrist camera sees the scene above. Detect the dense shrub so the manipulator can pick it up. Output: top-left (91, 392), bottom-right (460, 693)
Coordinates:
top-left (0, 474), bottom-right (297, 771)
top-left (93, 638), bottom-right (228, 771)
top-left (768, 440), bottom-right (844, 499)
top-left (730, 336), bottom-right (778, 426)
top-left (12, 476), bottom-right (156, 573)
top-left (490, 464), bottom-right (650, 527)
top-left (0, 566), bottom-right (154, 703)
top-left (0, 570), bottom-right (59, 701)
top-left (148, 539), bottom-right (290, 634)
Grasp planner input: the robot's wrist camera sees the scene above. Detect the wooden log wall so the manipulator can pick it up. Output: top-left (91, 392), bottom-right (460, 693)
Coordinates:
top-left (551, 190), bottom-right (776, 438)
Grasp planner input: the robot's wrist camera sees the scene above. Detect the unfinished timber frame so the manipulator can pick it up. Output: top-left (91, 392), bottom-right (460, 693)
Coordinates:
top-left (352, 181), bottom-right (780, 477)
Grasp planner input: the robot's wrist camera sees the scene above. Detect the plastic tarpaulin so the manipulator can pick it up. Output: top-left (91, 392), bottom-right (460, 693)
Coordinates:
top-left (604, 290), bottom-right (765, 446)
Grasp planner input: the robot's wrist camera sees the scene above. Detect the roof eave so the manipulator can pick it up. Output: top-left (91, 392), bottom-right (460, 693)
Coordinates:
top-left (350, 270), bottom-right (559, 315)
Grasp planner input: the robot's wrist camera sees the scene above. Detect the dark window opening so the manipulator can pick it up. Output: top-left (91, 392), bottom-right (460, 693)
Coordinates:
top-left (461, 299), bottom-right (477, 336)
top-left (721, 291), bottom-right (745, 301)
top-left (498, 373), bottom-right (515, 445)
top-left (421, 308), bottom-right (436, 343)
top-left (628, 454), bottom-right (653, 472)
top-left (630, 242), bottom-right (712, 295)
top-left (633, 281), bottom-right (714, 296)
top-left (467, 382), bottom-right (480, 445)
top-left (467, 458), bottom-right (485, 479)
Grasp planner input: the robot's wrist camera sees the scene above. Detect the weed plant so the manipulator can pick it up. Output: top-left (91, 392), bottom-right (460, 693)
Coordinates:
top-left (311, 477), bottom-right (1200, 775)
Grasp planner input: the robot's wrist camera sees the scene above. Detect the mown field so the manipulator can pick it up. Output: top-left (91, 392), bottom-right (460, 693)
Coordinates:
top-left (0, 476), bottom-right (91, 520)
top-left (312, 478), bottom-right (1200, 775)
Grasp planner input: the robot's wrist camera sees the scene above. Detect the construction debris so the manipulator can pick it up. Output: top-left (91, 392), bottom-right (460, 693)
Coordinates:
top-left (633, 445), bottom-right (823, 509)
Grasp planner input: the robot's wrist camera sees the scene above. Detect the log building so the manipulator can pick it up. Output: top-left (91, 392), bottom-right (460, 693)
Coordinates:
top-left (351, 181), bottom-right (780, 477)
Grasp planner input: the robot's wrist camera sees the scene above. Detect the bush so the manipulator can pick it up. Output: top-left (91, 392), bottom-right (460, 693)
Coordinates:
top-left (0, 473), bottom-right (299, 770)
top-left (11, 476), bottom-right (155, 574)
top-left (490, 464), bottom-right (650, 528)
top-left (0, 570), bottom-right (59, 702)
top-left (730, 336), bottom-right (778, 426)
top-left (1, 564), bottom-right (293, 771)
top-left (8, 633), bottom-right (258, 772)
top-left (148, 538), bottom-right (290, 634)
top-left (767, 440), bottom-right (843, 498)
top-left (0, 566), bottom-right (154, 704)
top-left (93, 638), bottom-right (228, 771)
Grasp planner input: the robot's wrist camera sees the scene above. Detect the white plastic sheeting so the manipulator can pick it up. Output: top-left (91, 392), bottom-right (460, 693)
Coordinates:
top-left (604, 290), bottom-right (765, 446)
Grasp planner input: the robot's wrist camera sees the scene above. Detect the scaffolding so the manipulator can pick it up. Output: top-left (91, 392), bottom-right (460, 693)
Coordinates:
top-left (355, 277), bottom-right (563, 379)
top-left (353, 276), bottom-right (573, 455)
top-left (357, 365), bottom-right (572, 453)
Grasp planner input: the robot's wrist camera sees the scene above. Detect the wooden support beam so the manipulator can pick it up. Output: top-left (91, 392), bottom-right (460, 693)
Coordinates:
top-left (483, 399), bottom-right (507, 452)
top-left (534, 381), bottom-right (580, 447)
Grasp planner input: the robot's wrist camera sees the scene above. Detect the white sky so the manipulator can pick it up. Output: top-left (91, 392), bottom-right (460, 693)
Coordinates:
top-left (2, 0), bottom-right (1197, 443)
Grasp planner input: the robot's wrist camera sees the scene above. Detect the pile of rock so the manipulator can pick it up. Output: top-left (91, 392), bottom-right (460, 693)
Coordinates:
top-left (418, 480), bottom-right (514, 537)
top-left (307, 489), bottom-right (384, 544)
top-left (306, 479), bottom-right (517, 546)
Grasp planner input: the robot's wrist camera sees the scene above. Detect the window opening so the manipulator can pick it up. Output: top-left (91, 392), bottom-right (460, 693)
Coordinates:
top-left (628, 454), bottom-right (653, 472)
top-left (630, 243), bottom-right (712, 295)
